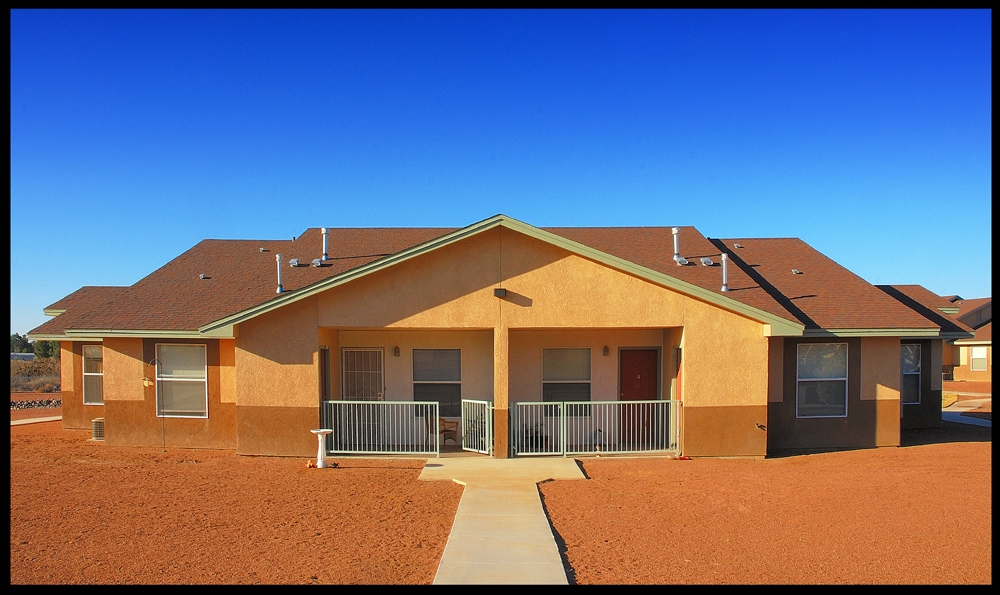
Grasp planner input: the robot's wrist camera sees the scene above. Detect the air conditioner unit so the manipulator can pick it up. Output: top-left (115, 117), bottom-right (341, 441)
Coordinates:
top-left (91, 418), bottom-right (105, 441)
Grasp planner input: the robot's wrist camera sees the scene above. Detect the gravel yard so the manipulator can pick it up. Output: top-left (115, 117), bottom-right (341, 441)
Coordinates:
top-left (11, 419), bottom-right (991, 584)
top-left (539, 422), bottom-right (991, 584)
top-left (10, 422), bottom-right (463, 585)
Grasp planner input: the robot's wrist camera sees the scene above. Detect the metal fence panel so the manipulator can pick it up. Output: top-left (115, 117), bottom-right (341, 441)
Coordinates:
top-left (321, 401), bottom-right (440, 456)
top-left (513, 400), bottom-right (679, 456)
top-left (461, 399), bottom-right (493, 455)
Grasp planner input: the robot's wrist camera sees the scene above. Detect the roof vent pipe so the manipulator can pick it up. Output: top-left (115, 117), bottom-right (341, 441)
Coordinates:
top-left (276, 254), bottom-right (284, 293)
top-left (671, 227), bottom-right (688, 266)
top-left (321, 227), bottom-right (329, 261)
top-left (721, 253), bottom-right (730, 292)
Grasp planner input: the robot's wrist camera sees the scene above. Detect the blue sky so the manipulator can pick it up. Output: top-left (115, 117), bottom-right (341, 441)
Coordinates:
top-left (11, 9), bottom-right (992, 335)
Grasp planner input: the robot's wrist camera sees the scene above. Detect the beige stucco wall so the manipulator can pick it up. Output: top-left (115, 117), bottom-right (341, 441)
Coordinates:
top-left (102, 338), bottom-right (144, 401)
top-left (60, 342), bottom-right (75, 394)
top-left (236, 297), bottom-right (319, 408)
top-left (860, 337), bottom-right (901, 401)
top-left (337, 330), bottom-right (494, 405)
top-left (508, 329), bottom-right (666, 403)
top-left (220, 339), bottom-right (236, 404)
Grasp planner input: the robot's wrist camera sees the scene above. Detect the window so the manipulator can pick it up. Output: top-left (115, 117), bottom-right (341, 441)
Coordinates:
top-left (796, 343), bottom-right (847, 418)
top-left (156, 344), bottom-right (207, 418)
top-left (342, 348), bottom-right (384, 400)
top-left (901, 344), bottom-right (921, 405)
top-left (413, 349), bottom-right (461, 417)
top-left (542, 348), bottom-right (591, 403)
top-left (82, 345), bottom-right (103, 405)
top-left (971, 346), bottom-right (987, 372)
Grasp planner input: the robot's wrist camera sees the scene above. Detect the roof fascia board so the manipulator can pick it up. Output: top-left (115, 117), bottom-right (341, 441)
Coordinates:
top-left (500, 218), bottom-right (804, 336)
top-left (936, 306), bottom-right (960, 315)
top-left (42, 309), bottom-right (66, 317)
top-left (64, 329), bottom-right (219, 339)
top-left (26, 334), bottom-right (101, 342)
top-left (803, 328), bottom-right (940, 338)
top-left (199, 216), bottom-right (505, 332)
top-left (953, 339), bottom-right (991, 345)
top-left (939, 331), bottom-right (975, 340)
top-left (201, 215), bottom-right (805, 336)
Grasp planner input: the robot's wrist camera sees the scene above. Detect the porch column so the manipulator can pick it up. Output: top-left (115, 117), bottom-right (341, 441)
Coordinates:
top-left (493, 324), bottom-right (509, 458)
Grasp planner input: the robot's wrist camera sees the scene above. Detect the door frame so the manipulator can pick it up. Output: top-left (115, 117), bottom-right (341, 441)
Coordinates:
top-left (617, 346), bottom-right (662, 401)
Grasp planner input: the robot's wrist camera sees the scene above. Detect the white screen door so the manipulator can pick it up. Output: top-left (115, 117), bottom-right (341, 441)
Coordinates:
top-left (342, 348), bottom-right (384, 401)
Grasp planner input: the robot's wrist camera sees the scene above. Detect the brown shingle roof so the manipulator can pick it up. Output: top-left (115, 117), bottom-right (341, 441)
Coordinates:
top-left (29, 221), bottom-right (942, 335)
top-left (715, 238), bottom-right (936, 330)
top-left (973, 321), bottom-right (991, 342)
top-left (874, 285), bottom-right (974, 335)
top-left (32, 286), bottom-right (130, 335)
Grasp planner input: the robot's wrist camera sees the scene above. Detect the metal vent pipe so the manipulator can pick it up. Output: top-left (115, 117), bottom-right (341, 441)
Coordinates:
top-left (321, 227), bottom-right (329, 261)
top-left (276, 253), bottom-right (284, 293)
top-left (721, 253), bottom-right (729, 292)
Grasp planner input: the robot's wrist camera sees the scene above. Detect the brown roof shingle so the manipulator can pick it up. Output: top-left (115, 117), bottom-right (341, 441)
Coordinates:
top-left (874, 285), bottom-right (974, 335)
top-left (29, 221), bottom-right (944, 336)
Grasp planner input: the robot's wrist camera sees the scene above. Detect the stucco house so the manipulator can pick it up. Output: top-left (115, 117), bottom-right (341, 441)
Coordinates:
top-left (28, 215), bottom-right (971, 458)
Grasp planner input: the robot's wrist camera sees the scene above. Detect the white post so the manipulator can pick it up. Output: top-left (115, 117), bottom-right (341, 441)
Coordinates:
top-left (311, 429), bottom-right (332, 468)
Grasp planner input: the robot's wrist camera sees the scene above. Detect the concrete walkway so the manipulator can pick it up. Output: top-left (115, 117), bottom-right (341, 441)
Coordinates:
top-left (419, 458), bottom-right (586, 584)
top-left (11, 415), bottom-right (62, 426)
top-left (942, 398), bottom-right (991, 428)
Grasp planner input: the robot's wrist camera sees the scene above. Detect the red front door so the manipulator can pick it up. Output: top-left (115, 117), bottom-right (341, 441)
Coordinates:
top-left (620, 349), bottom-right (659, 447)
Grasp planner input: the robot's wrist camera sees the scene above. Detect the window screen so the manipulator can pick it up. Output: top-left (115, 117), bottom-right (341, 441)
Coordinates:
top-left (156, 344), bottom-right (207, 417)
top-left (901, 344), bottom-right (921, 404)
top-left (796, 343), bottom-right (848, 417)
top-left (542, 348), bottom-right (591, 405)
top-left (83, 345), bottom-right (103, 405)
top-left (413, 349), bottom-right (461, 417)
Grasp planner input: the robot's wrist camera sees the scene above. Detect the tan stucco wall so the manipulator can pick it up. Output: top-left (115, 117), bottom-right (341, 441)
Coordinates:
top-left (680, 306), bottom-right (768, 408)
top-left (953, 345), bottom-right (991, 382)
top-left (508, 329), bottom-right (666, 403)
top-left (236, 297), bottom-right (319, 408)
top-left (337, 330), bottom-right (494, 404)
top-left (60, 341), bottom-right (104, 430)
top-left (860, 337), bottom-right (900, 401)
top-left (220, 339), bottom-right (236, 404)
top-left (102, 338), bottom-right (144, 401)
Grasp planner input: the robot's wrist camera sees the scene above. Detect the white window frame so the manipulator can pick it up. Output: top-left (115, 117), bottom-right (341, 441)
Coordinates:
top-left (901, 344), bottom-right (922, 405)
top-left (541, 347), bottom-right (592, 404)
top-left (412, 348), bottom-right (462, 417)
top-left (82, 344), bottom-right (104, 405)
top-left (341, 347), bottom-right (385, 401)
top-left (795, 342), bottom-right (848, 419)
top-left (970, 346), bottom-right (988, 372)
top-left (155, 343), bottom-right (208, 419)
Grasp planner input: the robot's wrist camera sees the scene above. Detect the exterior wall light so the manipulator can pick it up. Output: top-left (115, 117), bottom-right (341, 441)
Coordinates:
top-left (393, 346), bottom-right (400, 357)
top-left (494, 288), bottom-right (507, 298)
top-left (603, 346), bottom-right (610, 356)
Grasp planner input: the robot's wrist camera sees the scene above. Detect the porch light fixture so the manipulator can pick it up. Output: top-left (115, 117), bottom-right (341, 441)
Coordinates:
top-left (393, 346), bottom-right (400, 357)
top-left (603, 346), bottom-right (610, 356)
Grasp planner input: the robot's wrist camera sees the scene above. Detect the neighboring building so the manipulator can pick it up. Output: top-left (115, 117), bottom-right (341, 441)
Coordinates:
top-left (874, 285), bottom-right (977, 429)
top-left (28, 215), bottom-right (971, 458)
top-left (950, 297), bottom-right (991, 383)
top-left (11, 353), bottom-right (35, 361)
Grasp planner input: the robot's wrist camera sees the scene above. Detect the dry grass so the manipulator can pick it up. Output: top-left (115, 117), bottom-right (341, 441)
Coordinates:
top-left (941, 392), bottom-right (960, 409)
top-left (10, 358), bottom-right (60, 393)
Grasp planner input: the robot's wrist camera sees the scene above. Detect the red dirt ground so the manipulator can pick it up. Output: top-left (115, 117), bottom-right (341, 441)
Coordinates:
top-left (943, 381), bottom-right (992, 396)
top-left (10, 422), bottom-right (463, 585)
top-left (539, 422), bottom-right (992, 584)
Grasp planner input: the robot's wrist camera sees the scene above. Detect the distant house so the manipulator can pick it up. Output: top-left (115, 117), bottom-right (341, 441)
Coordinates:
top-left (29, 215), bottom-right (972, 458)
top-left (950, 297), bottom-right (991, 383)
top-left (11, 352), bottom-right (35, 361)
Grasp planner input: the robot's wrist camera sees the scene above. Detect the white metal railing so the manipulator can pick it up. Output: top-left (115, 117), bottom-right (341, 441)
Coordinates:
top-left (322, 400), bottom-right (440, 456)
top-left (512, 400), bottom-right (680, 456)
top-left (461, 399), bottom-right (493, 455)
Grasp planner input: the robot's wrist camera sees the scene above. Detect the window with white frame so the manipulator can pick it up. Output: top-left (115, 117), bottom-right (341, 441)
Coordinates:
top-left (542, 348), bottom-right (591, 403)
top-left (901, 344), bottom-right (921, 405)
top-left (156, 344), bottom-right (207, 417)
top-left (413, 349), bottom-right (461, 417)
top-left (82, 345), bottom-right (103, 405)
top-left (796, 343), bottom-right (848, 418)
top-left (970, 346), bottom-right (987, 372)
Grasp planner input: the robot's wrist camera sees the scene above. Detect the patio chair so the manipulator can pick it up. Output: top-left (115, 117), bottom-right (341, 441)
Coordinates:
top-left (439, 417), bottom-right (459, 446)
